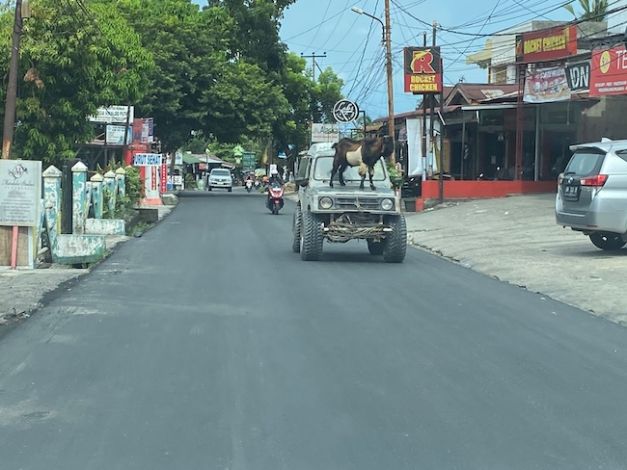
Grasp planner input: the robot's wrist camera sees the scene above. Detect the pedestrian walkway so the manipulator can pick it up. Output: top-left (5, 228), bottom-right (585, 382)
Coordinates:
top-left (406, 194), bottom-right (627, 324)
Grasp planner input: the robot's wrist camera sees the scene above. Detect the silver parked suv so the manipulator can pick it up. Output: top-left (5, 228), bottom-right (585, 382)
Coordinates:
top-left (556, 139), bottom-right (627, 251)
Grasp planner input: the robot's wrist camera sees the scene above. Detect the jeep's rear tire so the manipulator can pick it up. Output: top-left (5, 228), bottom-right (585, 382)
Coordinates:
top-left (300, 211), bottom-right (323, 261)
top-left (383, 215), bottom-right (407, 263)
top-left (589, 232), bottom-right (626, 251)
top-left (292, 205), bottom-right (302, 253)
top-left (367, 239), bottom-right (384, 255)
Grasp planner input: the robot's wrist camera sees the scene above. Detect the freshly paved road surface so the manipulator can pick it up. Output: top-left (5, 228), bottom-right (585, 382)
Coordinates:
top-left (2, 189), bottom-right (627, 469)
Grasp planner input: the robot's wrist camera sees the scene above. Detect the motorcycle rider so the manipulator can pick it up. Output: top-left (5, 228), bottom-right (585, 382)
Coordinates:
top-left (266, 168), bottom-right (283, 202)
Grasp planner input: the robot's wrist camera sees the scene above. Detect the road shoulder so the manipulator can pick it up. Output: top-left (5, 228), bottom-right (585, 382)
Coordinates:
top-left (406, 194), bottom-right (627, 325)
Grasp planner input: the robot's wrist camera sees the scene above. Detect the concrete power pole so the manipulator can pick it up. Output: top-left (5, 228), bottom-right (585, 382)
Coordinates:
top-left (301, 52), bottom-right (327, 82)
top-left (384, 0), bottom-right (396, 165)
top-left (2, 0), bottom-right (24, 159)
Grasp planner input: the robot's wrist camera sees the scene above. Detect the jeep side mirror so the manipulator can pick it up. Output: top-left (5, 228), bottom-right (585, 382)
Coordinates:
top-left (295, 178), bottom-right (309, 187)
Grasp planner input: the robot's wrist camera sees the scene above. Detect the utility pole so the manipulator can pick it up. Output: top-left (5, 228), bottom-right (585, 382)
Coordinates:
top-left (429, 21), bottom-right (436, 178)
top-left (300, 52), bottom-right (327, 82)
top-left (421, 32), bottom-right (427, 181)
top-left (384, 0), bottom-right (396, 165)
top-left (2, 0), bottom-right (24, 159)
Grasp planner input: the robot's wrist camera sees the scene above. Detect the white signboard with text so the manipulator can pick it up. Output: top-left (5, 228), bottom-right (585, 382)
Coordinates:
top-left (0, 160), bottom-right (42, 226)
top-left (89, 105), bottom-right (134, 124)
top-left (106, 125), bottom-right (133, 145)
top-left (133, 153), bottom-right (162, 166)
top-left (311, 123), bottom-right (339, 143)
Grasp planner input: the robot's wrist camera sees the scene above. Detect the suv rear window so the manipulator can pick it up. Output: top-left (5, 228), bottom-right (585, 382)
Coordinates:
top-left (564, 150), bottom-right (605, 177)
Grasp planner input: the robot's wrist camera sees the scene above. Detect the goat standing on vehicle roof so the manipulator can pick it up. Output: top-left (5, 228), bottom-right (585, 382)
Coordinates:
top-left (329, 135), bottom-right (394, 190)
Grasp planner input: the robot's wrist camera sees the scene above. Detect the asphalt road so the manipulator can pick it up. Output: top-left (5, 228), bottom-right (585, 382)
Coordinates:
top-left (2, 189), bottom-right (627, 469)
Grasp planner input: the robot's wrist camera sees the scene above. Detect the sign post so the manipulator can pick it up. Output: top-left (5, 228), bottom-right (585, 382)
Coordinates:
top-left (0, 160), bottom-right (42, 268)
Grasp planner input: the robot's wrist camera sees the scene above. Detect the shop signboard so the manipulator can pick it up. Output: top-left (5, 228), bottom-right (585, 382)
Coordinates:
top-left (523, 66), bottom-right (570, 103)
top-left (590, 47), bottom-right (627, 96)
top-left (403, 47), bottom-right (443, 94)
top-left (516, 25), bottom-right (577, 63)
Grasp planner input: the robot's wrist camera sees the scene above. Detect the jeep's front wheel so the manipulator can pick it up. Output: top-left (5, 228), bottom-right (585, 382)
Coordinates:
top-left (383, 215), bottom-right (407, 263)
top-left (300, 211), bottom-right (324, 261)
top-left (292, 205), bottom-right (302, 253)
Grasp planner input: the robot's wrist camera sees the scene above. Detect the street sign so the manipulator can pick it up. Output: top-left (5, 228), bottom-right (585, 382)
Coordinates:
top-left (242, 152), bottom-right (257, 172)
top-left (133, 153), bottom-right (162, 166)
top-left (333, 99), bottom-right (360, 123)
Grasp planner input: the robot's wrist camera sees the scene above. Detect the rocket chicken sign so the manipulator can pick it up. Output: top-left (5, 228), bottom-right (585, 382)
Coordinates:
top-left (516, 25), bottom-right (577, 63)
top-left (404, 47), bottom-right (443, 94)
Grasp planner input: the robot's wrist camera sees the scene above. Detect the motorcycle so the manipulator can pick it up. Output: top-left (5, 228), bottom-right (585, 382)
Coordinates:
top-left (266, 183), bottom-right (284, 215)
top-left (245, 179), bottom-right (253, 193)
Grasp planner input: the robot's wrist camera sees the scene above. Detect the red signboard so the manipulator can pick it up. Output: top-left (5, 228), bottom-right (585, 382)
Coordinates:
top-left (590, 47), bottom-right (627, 97)
top-left (404, 47), bottom-right (443, 94)
top-left (160, 161), bottom-right (167, 193)
top-left (516, 25), bottom-right (577, 63)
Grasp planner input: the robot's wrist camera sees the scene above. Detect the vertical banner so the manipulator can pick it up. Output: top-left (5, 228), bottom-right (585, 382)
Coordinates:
top-left (160, 160), bottom-right (167, 193)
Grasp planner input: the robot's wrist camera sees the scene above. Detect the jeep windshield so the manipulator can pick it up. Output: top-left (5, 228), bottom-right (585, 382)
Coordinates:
top-left (313, 156), bottom-right (386, 182)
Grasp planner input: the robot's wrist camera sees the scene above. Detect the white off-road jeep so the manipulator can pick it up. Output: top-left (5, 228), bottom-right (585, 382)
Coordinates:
top-left (292, 143), bottom-right (407, 263)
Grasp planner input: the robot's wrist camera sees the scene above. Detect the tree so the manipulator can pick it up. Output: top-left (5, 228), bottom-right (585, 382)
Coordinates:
top-left (565, 0), bottom-right (608, 20)
top-left (312, 67), bottom-right (344, 124)
top-left (0, 0), bottom-right (152, 163)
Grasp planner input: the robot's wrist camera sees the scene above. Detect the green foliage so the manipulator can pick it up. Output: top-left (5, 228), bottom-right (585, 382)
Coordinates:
top-left (387, 164), bottom-right (403, 189)
top-left (124, 166), bottom-right (143, 208)
top-left (565, 0), bottom-right (608, 20)
top-left (2, 0), bottom-right (153, 164)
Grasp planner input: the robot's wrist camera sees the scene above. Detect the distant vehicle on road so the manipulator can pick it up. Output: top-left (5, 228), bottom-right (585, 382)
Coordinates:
top-left (208, 168), bottom-right (233, 192)
top-left (292, 142), bottom-right (406, 262)
top-left (556, 139), bottom-right (627, 251)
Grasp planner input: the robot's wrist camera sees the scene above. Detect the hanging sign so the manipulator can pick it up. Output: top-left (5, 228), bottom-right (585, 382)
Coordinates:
top-left (404, 47), bottom-right (443, 94)
top-left (523, 66), bottom-right (570, 103)
top-left (590, 47), bottom-right (627, 97)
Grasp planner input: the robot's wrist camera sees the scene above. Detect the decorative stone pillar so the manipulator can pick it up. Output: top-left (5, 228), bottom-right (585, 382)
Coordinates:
top-left (43, 165), bottom-right (62, 233)
top-left (90, 173), bottom-right (104, 219)
top-left (115, 167), bottom-right (126, 199)
top-left (104, 170), bottom-right (117, 218)
top-left (71, 161), bottom-right (88, 234)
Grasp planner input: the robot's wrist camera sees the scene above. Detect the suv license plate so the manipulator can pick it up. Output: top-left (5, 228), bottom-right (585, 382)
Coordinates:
top-left (563, 184), bottom-right (579, 200)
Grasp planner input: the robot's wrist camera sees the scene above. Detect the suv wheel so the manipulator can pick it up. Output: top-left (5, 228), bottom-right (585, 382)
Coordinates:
top-left (367, 239), bottom-right (384, 255)
top-left (382, 215), bottom-right (407, 263)
top-left (300, 211), bottom-right (323, 261)
top-left (589, 232), bottom-right (626, 251)
top-left (292, 205), bottom-right (302, 253)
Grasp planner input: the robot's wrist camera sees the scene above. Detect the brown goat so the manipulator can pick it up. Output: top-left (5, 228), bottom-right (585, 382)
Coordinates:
top-left (330, 135), bottom-right (394, 190)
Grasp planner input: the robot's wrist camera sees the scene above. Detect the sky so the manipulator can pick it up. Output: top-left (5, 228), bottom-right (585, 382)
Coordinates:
top-left (194, 0), bottom-right (627, 120)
